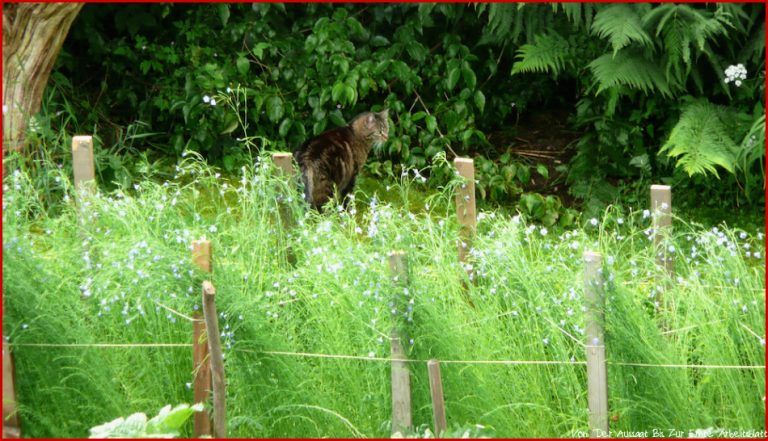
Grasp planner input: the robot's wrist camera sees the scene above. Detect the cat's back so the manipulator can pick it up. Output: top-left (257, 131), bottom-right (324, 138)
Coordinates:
top-left (295, 125), bottom-right (355, 164)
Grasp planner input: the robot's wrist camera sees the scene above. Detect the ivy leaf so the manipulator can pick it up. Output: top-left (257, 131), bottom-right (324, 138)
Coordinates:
top-left (266, 96), bottom-right (284, 123)
top-left (236, 56), bottom-right (250, 75)
top-left (411, 111), bottom-right (426, 122)
top-left (462, 61), bottom-right (477, 90)
top-left (447, 67), bottom-right (461, 91)
top-left (474, 90), bottom-right (486, 113)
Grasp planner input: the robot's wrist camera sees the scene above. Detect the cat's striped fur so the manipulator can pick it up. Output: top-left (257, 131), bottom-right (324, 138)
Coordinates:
top-left (294, 109), bottom-right (389, 210)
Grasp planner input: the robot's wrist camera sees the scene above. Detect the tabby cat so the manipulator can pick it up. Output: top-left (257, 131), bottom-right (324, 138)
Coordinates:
top-left (294, 109), bottom-right (389, 210)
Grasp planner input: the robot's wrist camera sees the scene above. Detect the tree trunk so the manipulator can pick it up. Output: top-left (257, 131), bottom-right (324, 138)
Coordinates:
top-left (3, 3), bottom-right (83, 154)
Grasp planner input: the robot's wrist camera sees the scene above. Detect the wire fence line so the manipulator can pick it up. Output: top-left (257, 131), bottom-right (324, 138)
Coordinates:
top-left (9, 342), bottom-right (765, 370)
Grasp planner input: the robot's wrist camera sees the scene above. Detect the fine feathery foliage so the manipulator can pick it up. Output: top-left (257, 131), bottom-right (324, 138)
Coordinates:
top-left (659, 99), bottom-right (739, 178)
top-left (511, 31), bottom-right (571, 76)
top-left (591, 4), bottom-right (653, 56)
top-left (642, 4), bottom-right (730, 91)
top-left (588, 49), bottom-right (672, 97)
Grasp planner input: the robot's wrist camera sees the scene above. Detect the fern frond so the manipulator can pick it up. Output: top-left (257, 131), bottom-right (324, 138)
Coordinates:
top-left (591, 4), bottom-right (654, 56)
top-left (739, 22), bottom-right (765, 65)
top-left (588, 49), bottom-right (671, 96)
top-left (511, 31), bottom-right (569, 76)
top-left (659, 100), bottom-right (739, 177)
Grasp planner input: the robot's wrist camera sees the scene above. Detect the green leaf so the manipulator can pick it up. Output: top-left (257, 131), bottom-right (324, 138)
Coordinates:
top-left (331, 83), bottom-right (345, 104)
top-left (447, 67), bottom-right (461, 91)
top-left (474, 90), bottom-right (486, 113)
top-left (370, 35), bottom-right (390, 47)
top-left (536, 163), bottom-right (549, 179)
top-left (304, 35), bottom-right (318, 52)
top-left (236, 56), bottom-right (250, 75)
top-left (220, 113), bottom-right (239, 135)
top-left (461, 62), bottom-right (477, 90)
top-left (252, 42), bottom-right (270, 59)
top-left (411, 111), bottom-right (427, 122)
top-left (344, 85), bottom-right (356, 106)
top-left (426, 115), bottom-right (437, 134)
top-left (461, 128), bottom-right (474, 144)
top-left (266, 95), bottom-right (284, 123)
top-left (279, 118), bottom-right (292, 137)
top-left (329, 110), bottom-right (346, 127)
top-left (217, 4), bottom-right (230, 27)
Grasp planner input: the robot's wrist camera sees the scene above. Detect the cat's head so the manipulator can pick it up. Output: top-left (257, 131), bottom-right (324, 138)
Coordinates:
top-left (351, 109), bottom-right (389, 147)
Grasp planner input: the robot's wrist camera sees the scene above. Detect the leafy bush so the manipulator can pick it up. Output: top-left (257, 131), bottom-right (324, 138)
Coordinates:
top-left (43, 2), bottom-right (765, 213)
top-left (88, 403), bottom-right (203, 438)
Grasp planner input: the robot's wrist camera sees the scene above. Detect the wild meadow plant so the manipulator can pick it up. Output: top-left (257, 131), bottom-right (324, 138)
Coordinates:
top-left (2, 154), bottom-right (765, 437)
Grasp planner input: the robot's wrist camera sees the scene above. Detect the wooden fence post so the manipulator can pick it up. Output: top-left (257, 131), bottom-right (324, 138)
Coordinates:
top-left (650, 185), bottom-right (673, 276)
top-left (2, 340), bottom-right (20, 438)
top-left (71, 135), bottom-right (95, 194)
top-left (191, 240), bottom-right (212, 436)
top-left (388, 251), bottom-right (412, 436)
top-left (454, 158), bottom-right (476, 273)
top-left (192, 313), bottom-right (212, 437)
top-left (272, 152), bottom-right (297, 265)
top-left (202, 281), bottom-right (226, 438)
top-left (583, 251), bottom-right (608, 438)
top-left (427, 360), bottom-right (447, 437)
top-left (192, 240), bottom-right (212, 274)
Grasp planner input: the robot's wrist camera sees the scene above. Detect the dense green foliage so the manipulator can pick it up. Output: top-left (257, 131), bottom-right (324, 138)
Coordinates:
top-left (3, 156), bottom-right (765, 437)
top-left (33, 2), bottom-right (764, 222)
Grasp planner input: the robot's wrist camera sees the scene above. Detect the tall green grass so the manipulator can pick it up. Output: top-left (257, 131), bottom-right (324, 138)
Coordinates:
top-left (3, 154), bottom-right (765, 437)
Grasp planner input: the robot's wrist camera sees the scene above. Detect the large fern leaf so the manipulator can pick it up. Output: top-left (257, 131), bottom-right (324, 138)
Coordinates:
top-left (591, 4), bottom-right (653, 56)
top-left (588, 49), bottom-right (671, 96)
top-left (659, 100), bottom-right (739, 178)
top-left (511, 31), bottom-right (570, 76)
top-left (642, 4), bottom-right (730, 90)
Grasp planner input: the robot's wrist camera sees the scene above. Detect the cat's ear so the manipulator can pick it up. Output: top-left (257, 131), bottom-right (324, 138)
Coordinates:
top-left (367, 114), bottom-right (375, 125)
top-left (378, 108), bottom-right (389, 119)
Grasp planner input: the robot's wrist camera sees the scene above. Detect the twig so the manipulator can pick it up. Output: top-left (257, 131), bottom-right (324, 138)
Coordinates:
top-left (413, 89), bottom-right (459, 159)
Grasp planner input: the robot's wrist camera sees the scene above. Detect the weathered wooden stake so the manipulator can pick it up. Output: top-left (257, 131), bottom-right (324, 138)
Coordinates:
top-left (192, 240), bottom-right (212, 273)
top-left (2, 340), bottom-right (20, 438)
top-left (388, 251), bottom-right (412, 436)
top-left (191, 240), bottom-right (212, 435)
top-left (427, 360), bottom-right (447, 437)
top-left (454, 158), bottom-right (477, 270)
top-left (390, 334), bottom-right (412, 437)
top-left (272, 152), bottom-right (297, 265)
top-left (202, 281), bottom-right (226, 438)
top-left (650, 185), bottom-right (673, 275)
top-left (583, 251), bottom-right (608, 438)
top-left (192, 312), bottom-right (212, 437)
top-left (71, 135), bottom-right (95, 193)
top-left (272, 152), bottom-right (295, 178)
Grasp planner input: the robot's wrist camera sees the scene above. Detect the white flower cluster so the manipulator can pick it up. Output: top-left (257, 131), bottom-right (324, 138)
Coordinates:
top-left (202, 95), bottom-right (217, 106)
top-left (724, 63), bottom-right (747, 87)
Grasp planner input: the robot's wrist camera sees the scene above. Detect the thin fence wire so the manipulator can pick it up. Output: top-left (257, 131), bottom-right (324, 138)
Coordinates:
top-left (9, 343), bottom-right (765, 370)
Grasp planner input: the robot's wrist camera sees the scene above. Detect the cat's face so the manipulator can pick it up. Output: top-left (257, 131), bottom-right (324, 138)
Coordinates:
top-left (357, 109), bottom-right (389, 146)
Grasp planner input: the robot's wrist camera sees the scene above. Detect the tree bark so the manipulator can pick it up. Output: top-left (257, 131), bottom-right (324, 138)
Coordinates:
top-left (3, 3), bottom-right (83, 154)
